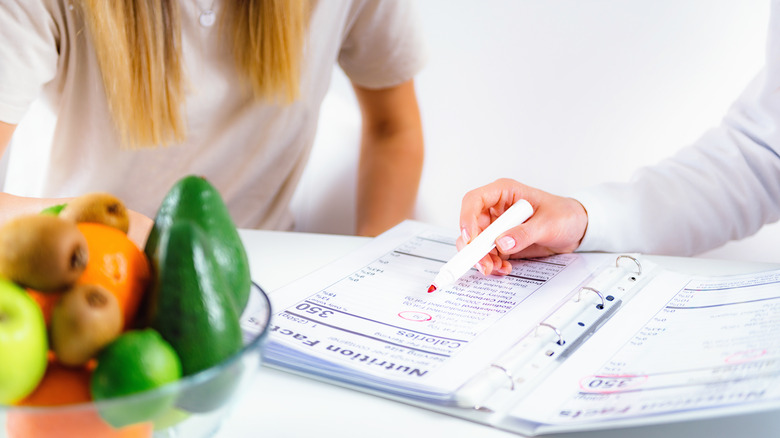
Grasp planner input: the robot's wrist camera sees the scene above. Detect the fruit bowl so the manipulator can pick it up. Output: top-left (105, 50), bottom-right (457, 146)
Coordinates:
top-left (0, 282), bottom-right (272, 438)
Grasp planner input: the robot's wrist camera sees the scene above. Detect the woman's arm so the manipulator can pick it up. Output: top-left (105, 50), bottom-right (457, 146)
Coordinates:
top-left (0, 122), bottom-right (44, 219)
top-left (0, 121), bottom-right (151, 245)
top-left (0, 121), bottom-right (14, 151)
top-left (352, 79), bottom-right (424, 236)
top-left (0, 122), bottom-right (70, 217)
top-left (0, 122), bottom-right (70, 227)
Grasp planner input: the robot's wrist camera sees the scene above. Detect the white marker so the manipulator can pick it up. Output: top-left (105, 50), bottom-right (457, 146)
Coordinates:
top-left (428, 199), bottom-right (534, 293)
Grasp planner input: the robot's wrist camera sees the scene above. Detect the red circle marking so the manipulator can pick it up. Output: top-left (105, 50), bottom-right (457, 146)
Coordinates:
top-left (398, 311), bottom-right (432, 322)
top-left (725, 349), bottom-right (767, 364)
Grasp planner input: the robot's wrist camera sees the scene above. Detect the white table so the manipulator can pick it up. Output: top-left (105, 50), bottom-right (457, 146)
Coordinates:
top-left (215, 230), bottom-right (780, 438)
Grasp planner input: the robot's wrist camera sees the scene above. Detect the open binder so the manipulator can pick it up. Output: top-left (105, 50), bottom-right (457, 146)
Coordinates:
top-left (454, 254), bottom-right (647, 411)
top-left (245, 221), bottom-right (780, 436)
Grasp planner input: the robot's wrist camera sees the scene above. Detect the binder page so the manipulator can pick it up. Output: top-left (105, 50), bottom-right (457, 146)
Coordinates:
top-left (260, 221), bottom-right (613, 402)
top-left (506, 267), bottom-right (780, 433)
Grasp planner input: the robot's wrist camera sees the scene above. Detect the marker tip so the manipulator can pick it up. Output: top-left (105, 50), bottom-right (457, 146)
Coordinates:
top-left (427, 284), bottom-right (437, 293)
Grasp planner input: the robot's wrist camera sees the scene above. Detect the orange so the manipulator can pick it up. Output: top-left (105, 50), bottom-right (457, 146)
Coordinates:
top-left (7, 362), bottom-right (153, 438)
top-left (6, 411), bottom-right (152, 438)
top-left (76, 223), bottom-right (151, 329)
top-left (25, 289), bottom-right (61, 326)
top-left (16, 361), bottom-right (92, 406)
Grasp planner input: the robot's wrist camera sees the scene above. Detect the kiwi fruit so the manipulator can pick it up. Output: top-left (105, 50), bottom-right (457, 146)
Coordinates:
top-left (50, 283), bottom-right (123, 366)
top-left (0, 214), bottom-right (88, 292)
top-left (60, 192), bottom-right (130, 234)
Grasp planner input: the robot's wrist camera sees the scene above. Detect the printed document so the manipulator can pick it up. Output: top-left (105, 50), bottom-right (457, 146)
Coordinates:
top-left (263, 221), bottom-right (611, 402)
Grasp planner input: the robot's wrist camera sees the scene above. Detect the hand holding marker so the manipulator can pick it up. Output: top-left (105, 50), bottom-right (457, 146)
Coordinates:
top-left (428, 200), bottom-right (534, 293)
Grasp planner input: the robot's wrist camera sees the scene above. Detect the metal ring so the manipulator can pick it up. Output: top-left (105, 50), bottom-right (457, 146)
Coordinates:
top-left (578, 286), bottom-right (605, 309)
top-left (536, 322), bottom-right (563, 345)
top-left (489, 364), bottom-right (515, 391)
top-left (616, 255), bottom-right (642, 276)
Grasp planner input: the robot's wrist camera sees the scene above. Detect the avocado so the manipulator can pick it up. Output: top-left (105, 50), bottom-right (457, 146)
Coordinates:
top-left (145, 175), bottom-right (250, 314)
top-left (146, 220), bottom-right (243, 377)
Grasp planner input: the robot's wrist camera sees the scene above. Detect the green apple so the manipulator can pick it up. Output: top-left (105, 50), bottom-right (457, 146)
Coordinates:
top-left (0, 277), bottom-right (48, 404)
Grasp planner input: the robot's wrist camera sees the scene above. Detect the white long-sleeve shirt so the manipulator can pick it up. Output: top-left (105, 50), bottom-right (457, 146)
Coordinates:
top-left (577, 0), bottom-right (780, 256)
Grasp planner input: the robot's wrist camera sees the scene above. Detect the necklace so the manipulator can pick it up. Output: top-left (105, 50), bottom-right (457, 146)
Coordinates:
top-left (196, 0), bottom-right (217, 27)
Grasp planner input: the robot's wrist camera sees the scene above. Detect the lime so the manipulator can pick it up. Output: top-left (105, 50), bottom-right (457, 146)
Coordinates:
top-left (91, 328), bottom-right (182, 427)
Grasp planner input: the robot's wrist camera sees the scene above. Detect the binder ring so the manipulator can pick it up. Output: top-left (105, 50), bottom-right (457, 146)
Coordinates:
top-left (489, 364), bottom-right (515, 390)
top-left (536, 322), bottom-right (563, 345)
top-left (616, 255), bottom-right (642, 276)
top-left (578, 286), bottom-right (605, 309)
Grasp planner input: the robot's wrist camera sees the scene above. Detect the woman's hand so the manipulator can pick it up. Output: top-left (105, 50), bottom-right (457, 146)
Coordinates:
top-left (457, 178), bottom-right (588, 276)
top-left (127, 209), bottom-right (154, 249)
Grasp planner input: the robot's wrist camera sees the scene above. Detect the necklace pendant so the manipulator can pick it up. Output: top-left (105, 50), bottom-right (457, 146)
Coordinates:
top-left (199, 9), bottom-right (216, 27)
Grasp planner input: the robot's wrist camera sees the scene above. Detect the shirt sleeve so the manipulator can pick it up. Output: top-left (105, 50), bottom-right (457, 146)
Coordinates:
top-left (575, 5), bottom-right (780, 256)
top-left (337, 0), bottom-right (427, 89)
top-left (0, 1), bottom-right (60, 124)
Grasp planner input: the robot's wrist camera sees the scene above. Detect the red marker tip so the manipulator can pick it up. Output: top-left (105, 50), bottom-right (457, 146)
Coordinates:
top-left (427, 284), bottom-right (437, 293)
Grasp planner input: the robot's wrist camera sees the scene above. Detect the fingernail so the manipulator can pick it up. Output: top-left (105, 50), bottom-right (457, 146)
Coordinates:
top-left (461, 227), bottom-right (470, 243)
top-left (476, 263), bottom-right (486, 275)
top-left (498, 266), bottom-right (511, 275)
top-left (497, 236), bottom-right (516, 252)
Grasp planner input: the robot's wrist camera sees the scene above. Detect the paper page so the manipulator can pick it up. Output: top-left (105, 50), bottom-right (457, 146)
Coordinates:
top-left (507, 267), bottom-right (780, 432)
top-left (262, 221), bottom-right (613, 401)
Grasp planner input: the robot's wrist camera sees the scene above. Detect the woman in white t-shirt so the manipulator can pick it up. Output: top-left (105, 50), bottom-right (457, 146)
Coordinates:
top-left (0, 0), bottom-right (426, 244)
top-left (455, 2), bottom-right (780, 275)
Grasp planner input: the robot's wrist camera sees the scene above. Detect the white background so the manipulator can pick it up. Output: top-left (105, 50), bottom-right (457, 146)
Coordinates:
top-left (292, 0), bottom-right (779, 263)
top-left (6, 1), bottom-right (776, 262)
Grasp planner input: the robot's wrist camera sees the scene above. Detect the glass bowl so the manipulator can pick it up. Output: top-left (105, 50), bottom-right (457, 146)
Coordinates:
top-left (0, 282), bottom-right (272, 438)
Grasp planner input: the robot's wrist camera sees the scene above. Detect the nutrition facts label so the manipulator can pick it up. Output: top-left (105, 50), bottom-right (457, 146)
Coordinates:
top-left (554, 270), bottom-right (780, 421)
top-left (262, 221), bottom-right (608, 397)
top-left (275, 229), bottom-right (576, 366)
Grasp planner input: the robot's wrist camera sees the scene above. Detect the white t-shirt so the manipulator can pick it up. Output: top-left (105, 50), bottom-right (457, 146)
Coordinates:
top-left (576, 1), bottom-right (780, 256)
top-left (0, 0), bottom-right (426, 230)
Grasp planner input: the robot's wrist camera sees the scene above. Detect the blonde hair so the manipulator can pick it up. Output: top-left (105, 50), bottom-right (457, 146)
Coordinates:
top-left (81, 0), bottom-right (307, 148)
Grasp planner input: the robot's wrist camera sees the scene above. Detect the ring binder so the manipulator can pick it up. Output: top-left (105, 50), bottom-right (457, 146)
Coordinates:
top-left (489, 364), bottom-right (515, 390)
top-left (453, 251), bottom-right (648, 411)
top-left (537, 322), bottom-right (563, 346)
top-left (577, 286), bottom-right (605, 309)
top-left (616, 254), bottom-right (642, 275)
